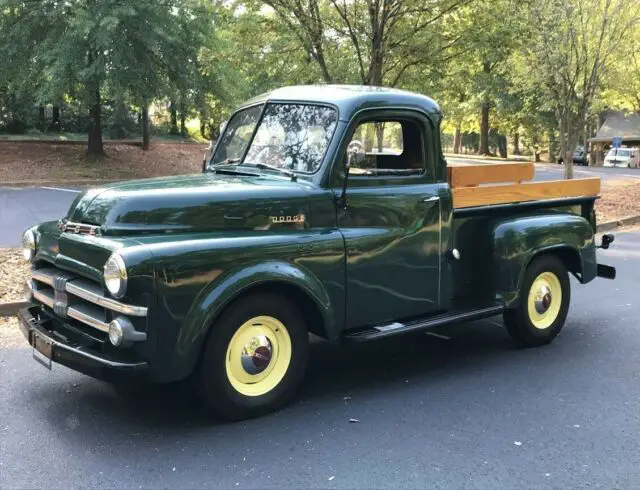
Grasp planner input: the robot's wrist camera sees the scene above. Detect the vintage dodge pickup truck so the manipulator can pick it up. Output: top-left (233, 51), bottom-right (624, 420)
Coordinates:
top-left (18, 85), bottom-right (616, 420)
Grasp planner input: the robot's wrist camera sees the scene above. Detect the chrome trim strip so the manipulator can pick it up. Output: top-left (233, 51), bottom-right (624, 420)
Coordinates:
top-left (66, 282), bottom-right (147, 317)
top-left (437, 192), bottom-right (442, 305)
top-left (31, 288), bottom-right (109, 332)
top-left (32, 289), bottom-right (54, 308)
top-left (31, 268), bottom-right (147, 317)
top-left (67, 307), bottom-right (109, 333)
top-left (32, 270), bottom-right (54, 286)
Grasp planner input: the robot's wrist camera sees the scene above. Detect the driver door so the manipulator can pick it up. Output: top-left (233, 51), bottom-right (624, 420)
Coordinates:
top-left (337, 111), bottom-right (444, 329)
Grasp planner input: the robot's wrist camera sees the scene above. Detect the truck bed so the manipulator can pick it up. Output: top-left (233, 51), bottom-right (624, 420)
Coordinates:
top-left (448, 162), bottom-right (600, 209)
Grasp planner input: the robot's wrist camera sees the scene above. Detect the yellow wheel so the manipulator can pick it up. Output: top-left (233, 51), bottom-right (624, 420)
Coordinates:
top-left (225, 316), bottom-right (292, 397)
top-left (527, 272), bottom-right (562, 330)
top-left (198, 293), bottom-right (309, 420)
top-left (504, 255), bottom-right (570, 347)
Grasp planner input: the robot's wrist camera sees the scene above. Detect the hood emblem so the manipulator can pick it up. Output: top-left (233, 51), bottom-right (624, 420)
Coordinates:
top-left (57, 219), bottom-right (100, 236)
top-left (270, 214), bottom-right (306, 224)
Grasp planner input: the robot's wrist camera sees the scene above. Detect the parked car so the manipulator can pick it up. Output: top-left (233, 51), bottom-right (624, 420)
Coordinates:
top-left (603, 147), bottom-right (640, 168)
top-left (557, 146), bottom-right (589, 165)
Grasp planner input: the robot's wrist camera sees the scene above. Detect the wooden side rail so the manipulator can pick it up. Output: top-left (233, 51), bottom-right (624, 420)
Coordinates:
top-left (452, 177), bottom-right (601, 209)
top-left (448, 162), bottom-right (535, 187)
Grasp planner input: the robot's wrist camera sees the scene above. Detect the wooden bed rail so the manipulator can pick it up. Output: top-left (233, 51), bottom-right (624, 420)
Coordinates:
top-left (448, 162), bottom-right (535, 187)
top-left (448, 162), bottom-right (601, 209)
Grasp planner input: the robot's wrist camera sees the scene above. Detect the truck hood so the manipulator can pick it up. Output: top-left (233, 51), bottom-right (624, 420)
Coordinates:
top-left (65, 173), bottom-right (321, 235)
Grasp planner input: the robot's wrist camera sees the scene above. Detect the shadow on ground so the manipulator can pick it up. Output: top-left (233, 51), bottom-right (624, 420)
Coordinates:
top-left (22, 318), bottom-right (524, 431)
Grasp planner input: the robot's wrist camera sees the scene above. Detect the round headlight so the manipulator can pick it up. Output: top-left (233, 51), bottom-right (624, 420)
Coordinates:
top-left (103, 253), bottom-right (127, 299)
top-left (22, 229), bottom-right (36, 262)
top-left (108, 319), bottom-right (124, 346)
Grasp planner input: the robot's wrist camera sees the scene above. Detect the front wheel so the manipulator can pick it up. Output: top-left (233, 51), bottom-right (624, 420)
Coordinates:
top-left (503, 255), bottom-right (571, 347)
top-left (196, 293), bottom-right (309, 420)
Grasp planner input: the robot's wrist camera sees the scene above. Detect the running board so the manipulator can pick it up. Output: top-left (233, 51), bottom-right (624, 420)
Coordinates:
top-left (344, 304), bottom-right (504, 343)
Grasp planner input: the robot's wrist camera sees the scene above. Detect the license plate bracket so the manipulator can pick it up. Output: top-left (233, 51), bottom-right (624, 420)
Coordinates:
top-left (31, 332), bottom-right (53, 370)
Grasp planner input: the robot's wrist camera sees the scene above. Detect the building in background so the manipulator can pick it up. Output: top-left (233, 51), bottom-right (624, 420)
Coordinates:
top-left (589, 111), bottom-right (640, 165)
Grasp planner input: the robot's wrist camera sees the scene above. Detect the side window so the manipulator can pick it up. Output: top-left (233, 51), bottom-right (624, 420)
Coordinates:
top-left (347, 120), bottom-right (424, 176)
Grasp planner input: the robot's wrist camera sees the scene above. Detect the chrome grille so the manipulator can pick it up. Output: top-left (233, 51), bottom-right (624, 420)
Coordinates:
top-left (29, 267), bottom-right (147, 333)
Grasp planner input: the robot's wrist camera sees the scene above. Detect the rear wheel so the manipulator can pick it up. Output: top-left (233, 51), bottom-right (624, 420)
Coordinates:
top-left (503, 255), bottom-right (570, 347)
top-left (196, 293), bottom-right (309, 420)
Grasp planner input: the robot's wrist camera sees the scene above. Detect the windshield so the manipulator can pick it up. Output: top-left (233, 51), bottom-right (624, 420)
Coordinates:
top-left (211, 103), bottom-right (338, 173)
top-left (607, 149), bottom-right (631, 157)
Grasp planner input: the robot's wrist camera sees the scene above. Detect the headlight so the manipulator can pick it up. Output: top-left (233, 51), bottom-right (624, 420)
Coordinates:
top-left (22, 229), bottom-right (36, 262)
top-left (103, 253), bottom-right (127, 298)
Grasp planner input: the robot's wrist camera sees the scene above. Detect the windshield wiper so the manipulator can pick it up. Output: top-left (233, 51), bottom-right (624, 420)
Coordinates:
top-left (216, 157), bottom-right (241, 166)
top-left (244, 162), bottom-right (298, 182)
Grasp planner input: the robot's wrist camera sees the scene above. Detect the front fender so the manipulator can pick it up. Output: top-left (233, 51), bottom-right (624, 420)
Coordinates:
top-left (174, 260), bottom-right (336, 375)
top-left (492, 214), bottom-right (596, 306)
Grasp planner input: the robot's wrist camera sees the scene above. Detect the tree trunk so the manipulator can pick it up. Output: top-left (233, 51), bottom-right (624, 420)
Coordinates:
top-left (453, 125), bottom-right (461, 154)
top-left (52, 105), bottom-right (61, 131)
top-left (512, 132), bottom-right (520, 155)
top-left (564, 115), bottom-right (574, 179)
top-left (558, 118), bottom-right (565, 165)
top-left (170, 101), bottom-right (179, 135)
top-left (141, 103), bottom-right (150, 151)
top-left (547, 129), bottom-right (556, 163)
top-left (87, 85), bottom-right (104, 156)
top-left (374, 122), bottom-right (385, 152)
top-left (479, 99), bottom-right (490, 155)
top-left (498, 134), bottom-right (508, 158)
top-left (200, 117), bottom-right (206, 139)
top-left (38, 105), bottom-right (45, 131)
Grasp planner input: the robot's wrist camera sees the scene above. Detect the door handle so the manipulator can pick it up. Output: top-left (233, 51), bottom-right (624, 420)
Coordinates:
top-left (422, 196), bottom-right (440, 203)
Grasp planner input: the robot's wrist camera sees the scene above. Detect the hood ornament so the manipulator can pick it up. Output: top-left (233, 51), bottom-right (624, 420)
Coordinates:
top-left (57, 219), bottom-right (101, 236)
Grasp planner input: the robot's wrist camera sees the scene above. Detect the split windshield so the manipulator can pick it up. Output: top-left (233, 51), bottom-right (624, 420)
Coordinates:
top-left (210, 103), bottom-right (338, 174)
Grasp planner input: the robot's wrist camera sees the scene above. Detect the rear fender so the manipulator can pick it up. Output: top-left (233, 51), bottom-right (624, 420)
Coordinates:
top-left (492, 214), bottom-right (597, 307)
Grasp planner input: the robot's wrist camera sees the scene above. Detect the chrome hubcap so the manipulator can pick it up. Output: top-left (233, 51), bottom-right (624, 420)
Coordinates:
top-left (534, 285), bottom-right (553, 314)
top-left (239, 335), bottom-right (273, 375)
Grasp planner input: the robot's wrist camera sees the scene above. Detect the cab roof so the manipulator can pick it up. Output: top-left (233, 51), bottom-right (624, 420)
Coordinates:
top-left (238, 85), bottom-right (441, 122)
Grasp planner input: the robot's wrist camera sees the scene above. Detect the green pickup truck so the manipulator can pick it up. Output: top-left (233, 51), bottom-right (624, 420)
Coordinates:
top-left (18, 85), bottom-right (616, 420)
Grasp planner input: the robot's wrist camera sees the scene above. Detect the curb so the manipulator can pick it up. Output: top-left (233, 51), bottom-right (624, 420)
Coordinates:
top-left (596, 214), bottom-right (640, 232)
top-left (0, 301), bottom-right (29, 317)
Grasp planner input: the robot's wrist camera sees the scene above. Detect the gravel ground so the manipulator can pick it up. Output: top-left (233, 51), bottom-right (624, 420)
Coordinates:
top-left (0, 248), bottom-right (30, 347)
top-left (597, 181), bottom-right (640, 223)
top-left (0, 248), bottom-right (29, 303)
top-left (0, 141), bottom-right (206, 183)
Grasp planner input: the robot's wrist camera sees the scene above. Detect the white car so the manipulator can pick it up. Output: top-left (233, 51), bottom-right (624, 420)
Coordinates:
top-left (603, 148), bottom-right (640, 168)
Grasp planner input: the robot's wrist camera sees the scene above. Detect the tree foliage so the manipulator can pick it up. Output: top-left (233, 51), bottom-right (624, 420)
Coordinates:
top-left (1, 0), bottom-right (638, 170)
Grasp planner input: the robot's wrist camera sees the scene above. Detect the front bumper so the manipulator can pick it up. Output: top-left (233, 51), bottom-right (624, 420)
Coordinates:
top-left (17, 306), bottom-right (149, 383)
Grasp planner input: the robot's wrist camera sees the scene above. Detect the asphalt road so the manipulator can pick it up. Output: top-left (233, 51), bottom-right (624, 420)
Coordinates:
top-left (1, 162), bottom-right (639, 247)
top-left (1, 232), bottom-right (639, 489)
top-left (0, 186), bottom-right (81, 247)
